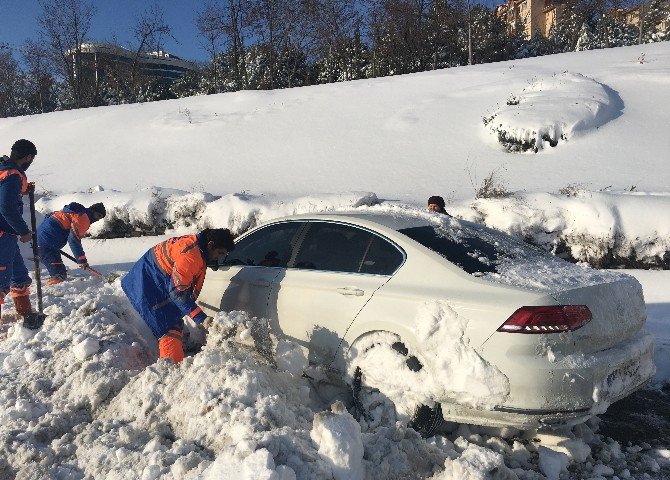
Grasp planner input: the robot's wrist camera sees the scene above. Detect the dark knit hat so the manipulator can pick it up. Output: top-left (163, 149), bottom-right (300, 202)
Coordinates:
top-left (88, 203), bottom-right (107, 218)
top-left (203, 228), bottom-right (235, 252)
top-left (10, 139), bottom-right (37, 160)
top-left (427, 195), bottom-right (446, 209)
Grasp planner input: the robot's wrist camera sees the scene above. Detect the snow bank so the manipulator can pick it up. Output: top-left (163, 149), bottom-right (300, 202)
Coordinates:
top-left (36, 185), bottom-right (670, 270)
top-left (199, 191), bottom-right (379, 234)
top-left (36, 187), bottom-right (213, 238)
top-left (36, 188), bottom-right (378, 238)
top-left (483, 72), bottom-right (621, 153)
top-left (450, 189), bottom-right (670, 268)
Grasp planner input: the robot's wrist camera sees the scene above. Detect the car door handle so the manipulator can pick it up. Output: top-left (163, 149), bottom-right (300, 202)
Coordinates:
top-left (250, 279), bottom-right (271, 287)
top-left (336, 287), bottom-right (365, 296)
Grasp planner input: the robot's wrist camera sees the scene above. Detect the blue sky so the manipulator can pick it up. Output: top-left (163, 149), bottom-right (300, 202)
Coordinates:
top-left (0, 0), bottom-right (210, 63)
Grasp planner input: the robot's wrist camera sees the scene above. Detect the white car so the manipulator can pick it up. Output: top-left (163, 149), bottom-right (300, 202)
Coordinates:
top-left (197, 211), bottom-right (655, 434)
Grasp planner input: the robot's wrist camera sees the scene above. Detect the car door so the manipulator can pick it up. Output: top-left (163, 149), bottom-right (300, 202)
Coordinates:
top-left (267, 221), bottom-right (405, 365)
top-left (197, 222), bottom-right (305, 319)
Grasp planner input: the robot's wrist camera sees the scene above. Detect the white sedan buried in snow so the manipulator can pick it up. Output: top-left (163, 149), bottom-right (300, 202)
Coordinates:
top-left (196, 211), bottom-right (655, 434)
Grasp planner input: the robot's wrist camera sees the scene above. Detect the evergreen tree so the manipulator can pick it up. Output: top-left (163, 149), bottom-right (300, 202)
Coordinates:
top-left (641, 0), bottom-right (670, 42)
top-left (575, 22), bottom-right (596, 50)
top-left (317, 27), bottom-right (369, 83)
top-left (549, 0), bottom-right (596, 52)
top-left (469, 6), bottom-right (513, 63)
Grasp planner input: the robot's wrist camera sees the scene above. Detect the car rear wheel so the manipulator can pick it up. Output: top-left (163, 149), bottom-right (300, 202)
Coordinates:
top-left (346, 333), bottom-right (444, 437)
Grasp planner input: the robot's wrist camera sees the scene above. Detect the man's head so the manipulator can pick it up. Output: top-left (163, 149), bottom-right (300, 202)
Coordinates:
top-left (10, 139), bottom-right (37, 170)
top-left (202, 228), bottom-right (235, 262)
top-left (427, 195), bottom-right (446, 214)
top-left (88, 203), bottom-right (107, 223)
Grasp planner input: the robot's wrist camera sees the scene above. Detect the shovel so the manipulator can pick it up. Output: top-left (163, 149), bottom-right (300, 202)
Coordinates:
top-left (58, 249), bottom-right (109, 281)
top-left (23, 185), bottom-right (46, 330)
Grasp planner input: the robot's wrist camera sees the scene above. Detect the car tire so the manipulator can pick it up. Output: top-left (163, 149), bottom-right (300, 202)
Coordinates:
top-left (347, 334), bottom-right (445, 438)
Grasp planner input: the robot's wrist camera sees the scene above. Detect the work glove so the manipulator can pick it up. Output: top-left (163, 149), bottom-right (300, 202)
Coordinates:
top-left (79, 263), bottom-right (90, 270)
top-left (19, 232), bottom-right (33, 243)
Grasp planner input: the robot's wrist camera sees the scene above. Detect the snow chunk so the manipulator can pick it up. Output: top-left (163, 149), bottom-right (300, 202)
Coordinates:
top-left (537, 446), bottom-right (570, 480)
top-left (73, 338), bottom-right (100, 361)
top-left (484, 72), bottom-right (621, 153)
top-left (311, 401), bottom-right (365, 480)
top-left (276, 340), bottom-right (308, 376)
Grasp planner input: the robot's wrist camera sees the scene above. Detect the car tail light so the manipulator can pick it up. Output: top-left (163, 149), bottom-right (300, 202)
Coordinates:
top-left (497, 305), bottom-right (592, 334)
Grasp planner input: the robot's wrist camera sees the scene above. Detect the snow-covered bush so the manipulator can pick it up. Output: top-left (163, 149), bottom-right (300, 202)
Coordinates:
top-left (483, 73), bottom-right (620, 153)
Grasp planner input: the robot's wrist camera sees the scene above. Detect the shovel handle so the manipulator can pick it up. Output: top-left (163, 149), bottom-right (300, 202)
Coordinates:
top-left (58, 249), bottom-right (104, 278)
top-left (28, 186), bottom-right (44, 315)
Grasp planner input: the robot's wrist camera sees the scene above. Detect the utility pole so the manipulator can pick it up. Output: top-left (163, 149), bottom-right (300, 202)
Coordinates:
top-left (467, 0), bottom-right (473, 64)
top-left (638, 0), bottom-right (644, 44)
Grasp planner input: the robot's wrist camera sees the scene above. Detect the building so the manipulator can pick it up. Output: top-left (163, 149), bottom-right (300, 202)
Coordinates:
top-left (610, 1), bottom-right (669, 31)
top-left (70, 42), bottom-right (197, 85)
top-left (494, 0), bottom-right (566, 38)
top-left (496, 0), bottom-right (668, 38)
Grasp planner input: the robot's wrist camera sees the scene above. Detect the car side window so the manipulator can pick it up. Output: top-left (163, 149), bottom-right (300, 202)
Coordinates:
top-left (222, 222), bottom-right (303, 267)
top-left (359, 235), bottom-right (404, 275)
top-left (292, 222), bottom-right (384, 274)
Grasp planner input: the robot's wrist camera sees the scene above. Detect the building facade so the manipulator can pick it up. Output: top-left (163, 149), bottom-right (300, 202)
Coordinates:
top-left (70, 43), bottom-right (197, 85)
top-left (496, 0), bottom-right (668, 38)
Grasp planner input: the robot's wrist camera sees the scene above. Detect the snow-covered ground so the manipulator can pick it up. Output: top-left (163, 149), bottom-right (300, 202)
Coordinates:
top-left (1, 42), bottom-right (670, 479)
top-left (0, 269), bottom-right (669, 479)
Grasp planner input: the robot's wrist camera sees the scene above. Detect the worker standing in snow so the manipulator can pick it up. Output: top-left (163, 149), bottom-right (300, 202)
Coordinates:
top-left (37, 202), bottom-right (107, 285)
top-left (121, 228), bottom-right (235, 364)
top-left (0, 140), bottom-right (37, 321)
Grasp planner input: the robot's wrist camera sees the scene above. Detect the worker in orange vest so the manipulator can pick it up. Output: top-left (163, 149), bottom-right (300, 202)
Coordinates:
top-left (0, 140), bottom-right (37, 321)
top-left (121, 228), bottom-right (235, 363)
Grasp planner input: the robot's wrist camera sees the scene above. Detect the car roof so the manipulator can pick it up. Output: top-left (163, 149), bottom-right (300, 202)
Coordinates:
top-left (265, 210), bottom-right (436, 232)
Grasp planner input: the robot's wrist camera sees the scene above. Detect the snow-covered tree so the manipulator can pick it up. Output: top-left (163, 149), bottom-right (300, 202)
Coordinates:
top-left (640, 0), bottom-right (670, 42)
top-left (317, 27), bottom-right (369, 84)
top-left (575, 22), bottom-right (597, 50)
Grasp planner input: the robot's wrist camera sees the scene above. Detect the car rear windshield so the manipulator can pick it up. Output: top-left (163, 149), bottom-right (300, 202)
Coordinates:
top-left (399, 226), bottom-right (501, 275)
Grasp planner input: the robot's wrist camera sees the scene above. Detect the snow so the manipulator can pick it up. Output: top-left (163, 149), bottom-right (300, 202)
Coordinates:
top-left (1, 42), bottom-right (670, 479)
top-left (343, 300), bottom-right (510, 430)
top-left (2, 43), bottom-right (669, 201)
top-left (483, 72), bottom-right (620, 152)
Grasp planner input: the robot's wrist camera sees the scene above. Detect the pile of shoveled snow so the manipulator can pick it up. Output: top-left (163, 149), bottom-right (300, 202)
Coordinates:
top-left (482, 72), bottom-right (620, 153)
top-left (346, 301), bottom-right (510, 426)
top-left (1, 276), bottom-right (668, 479)
top-left (449, 189), bottom-right (670, 268)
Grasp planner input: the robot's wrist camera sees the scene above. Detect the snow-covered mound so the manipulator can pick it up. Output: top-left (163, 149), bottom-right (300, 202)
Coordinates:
top-left (1, 279), bottom-right (668, 479)
top-left (36, 189), bottom-right (378, 238)
top-left (450, 190), bottom-right (670, 268)
top-left (483, 72), bottom-right (620, 152)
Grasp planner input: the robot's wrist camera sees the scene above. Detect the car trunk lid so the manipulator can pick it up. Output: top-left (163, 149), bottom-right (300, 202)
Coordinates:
top-left (550, 277), bottom-right (646, 354)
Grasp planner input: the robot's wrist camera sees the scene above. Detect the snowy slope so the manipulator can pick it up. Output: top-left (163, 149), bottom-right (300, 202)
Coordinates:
top-left (0, 43), bottom-right (669, 201)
